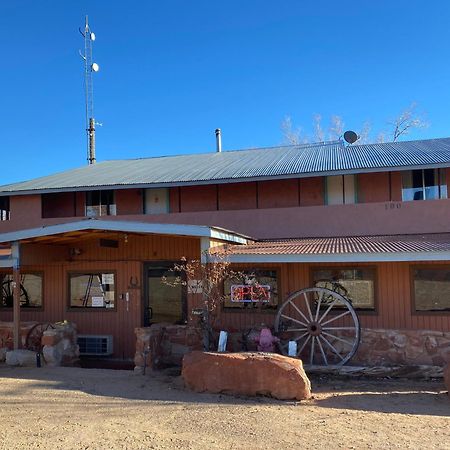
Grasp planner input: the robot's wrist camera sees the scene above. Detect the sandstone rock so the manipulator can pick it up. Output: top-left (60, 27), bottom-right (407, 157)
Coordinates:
top-left (182, 351), bottom-right (311, 401)
top-left (6, 349), bottom-right (38, 367)
top-left (444, 363), bottom-right (450, 397)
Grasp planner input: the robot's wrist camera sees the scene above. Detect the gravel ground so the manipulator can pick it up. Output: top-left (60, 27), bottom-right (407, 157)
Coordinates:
top-left (0, 365), bottom-right (448, 450)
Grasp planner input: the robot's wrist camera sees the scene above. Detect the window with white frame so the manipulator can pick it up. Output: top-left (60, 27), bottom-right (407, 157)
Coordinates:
top-left (325, 175), bottom-right (356, 205)
top-left (401, 169), bottom-right (447, 201)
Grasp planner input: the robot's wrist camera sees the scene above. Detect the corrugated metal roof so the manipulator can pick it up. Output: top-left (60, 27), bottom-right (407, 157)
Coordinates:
top-left (225, 234), bottom-right (450, 256)
top-left (2, 137), bottom-right (450, 195)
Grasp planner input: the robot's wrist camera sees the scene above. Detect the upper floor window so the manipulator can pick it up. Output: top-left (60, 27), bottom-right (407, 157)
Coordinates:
top-left (0, 197), bottom-right (10, 221)
top-left (325, 175), bottom-right (356, 205)
top-left (86, 190), bottom-right (116, 217)
top-left (401, 169), bottom-right (447, 201)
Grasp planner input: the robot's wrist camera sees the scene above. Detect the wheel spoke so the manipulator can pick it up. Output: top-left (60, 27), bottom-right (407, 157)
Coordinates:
top-left (280, 314), bottom-right (308, 328)
top-left (319, 335), bottom-right (344, 361)
top-left (288, 300), bottom-right (311, 324)
top-left (303, 292), bottom-right (313, 320)
top-left (283, 328), bottom-right (308, 332)
top-left (321, 310), bottom-right (351, 326)
top-left (316, 335), bottom-right (328, 365)
top-left (292, 331), bottom-right (309, 343)
top-left (309, 336), bottom-right (315, 365)
top-left (318, 300), bottom-right (337, 323)
top-left (314, 290), bottom-right (324, 321)
top-left (297, 334), bottom-right (311, 355)
top-left (322, 327), bottom-right (355, 330)
top-left (322, 331), bottom-right (354, 347)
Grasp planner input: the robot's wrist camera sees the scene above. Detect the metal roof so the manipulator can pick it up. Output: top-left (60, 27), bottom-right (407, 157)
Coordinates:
top-left (222, 234), bottom-right (450, 263)
top-left (2, 137), bottom-right (450, 195)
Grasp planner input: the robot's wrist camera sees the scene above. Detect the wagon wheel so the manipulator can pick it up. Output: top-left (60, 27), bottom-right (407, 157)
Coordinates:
top-left (1, 280), bottom-right (30, 307)
top-left (25, 322), bottom-right (55, 353)
top-left (274, 287), bottom-right (360, 367)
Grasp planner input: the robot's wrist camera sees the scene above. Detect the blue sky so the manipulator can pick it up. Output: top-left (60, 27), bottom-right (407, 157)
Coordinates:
top-left (1, 1), bottom-right (450, 184)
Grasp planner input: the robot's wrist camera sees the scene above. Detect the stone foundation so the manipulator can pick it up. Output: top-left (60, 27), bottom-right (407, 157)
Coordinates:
top-left (134, 324), bottom-right (202, 371)
top-left (353, 328), bottom-right (450, 367)
top-left (42, 322), bottom-right (79, 366)
top-left (0, 320), bottom-right (79, 367)
top-left (135, 325), bottom-right (450, 370)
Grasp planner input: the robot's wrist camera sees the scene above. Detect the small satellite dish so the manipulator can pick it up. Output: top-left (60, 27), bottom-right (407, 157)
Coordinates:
top-left (90, 32), bottom-right (96, 41)
top-left (91, 63), bottom-right (100, 72)
top-left (343, 130), bottom-right (358, 144)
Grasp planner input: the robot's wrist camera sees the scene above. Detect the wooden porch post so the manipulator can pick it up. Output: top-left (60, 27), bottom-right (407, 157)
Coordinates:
top-left (12, 241), bottom-right (21, 350)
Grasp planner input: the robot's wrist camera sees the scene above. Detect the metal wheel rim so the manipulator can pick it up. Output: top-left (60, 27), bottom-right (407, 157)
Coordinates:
top-left (274, 287), bottom-right (360, 367)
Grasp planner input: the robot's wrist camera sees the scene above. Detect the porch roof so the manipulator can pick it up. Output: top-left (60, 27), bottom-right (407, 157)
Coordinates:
top-left (0, 219), bottom-right (250, 267)
top-left (222, 233), bottom-right (450, 263)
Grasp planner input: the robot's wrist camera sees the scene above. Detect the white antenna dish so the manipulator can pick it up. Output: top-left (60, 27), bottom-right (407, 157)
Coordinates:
top-left (90, 32), bottom-right (96, 41)
top-left (91, 62), bottom-right (99, 72)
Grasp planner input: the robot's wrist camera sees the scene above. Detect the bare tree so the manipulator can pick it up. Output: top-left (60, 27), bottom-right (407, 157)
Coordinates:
top-left (281, 115), bottom-right (302, 145)
top-left (329, 115), bottom-right (345, 140)
top-left (312, 114), bottom-right (324, 142)
top-left (357, 121), bottom-right (372, 144)
top-left (389, 102), bottom-right (428, 142)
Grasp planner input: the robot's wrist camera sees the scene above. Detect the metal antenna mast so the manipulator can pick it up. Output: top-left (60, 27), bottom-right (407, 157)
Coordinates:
top-left (79, 16), bottom-right (100, 165)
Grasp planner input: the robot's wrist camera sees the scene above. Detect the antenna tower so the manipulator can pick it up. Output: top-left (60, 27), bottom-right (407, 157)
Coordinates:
top-left (80, 16), bottom-right (100, 165)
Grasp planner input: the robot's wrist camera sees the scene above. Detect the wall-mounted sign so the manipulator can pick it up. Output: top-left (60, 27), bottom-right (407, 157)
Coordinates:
top-left (91, 296), bottom-right (105, 307)
top-left (230, 284), bottom-right (271, 303)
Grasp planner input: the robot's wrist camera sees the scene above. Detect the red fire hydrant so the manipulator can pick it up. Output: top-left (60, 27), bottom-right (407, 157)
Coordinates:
top-left (254, 327), bottom-right (280, 353)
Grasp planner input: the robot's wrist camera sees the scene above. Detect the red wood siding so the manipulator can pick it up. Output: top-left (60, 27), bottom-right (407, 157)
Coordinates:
top-left (218, 182), bottom-right (257, 210)
top-left (116, 189), bottom-right (143, 215)
top-left (180, 185), bottom-right (217, 212)
top-left (357, 173), bottom-right (390, 203)
top-left (75, 192), bottom-right (85, 216)
top-left (41, 193), bottom-right (76, 218)
top-left (10, 195), bottom-right (41, 223)
top-left (257, 180), bottom-right (299, 209)
top-left (300, 178), bottom-right (324, 206)
top-left (390, 171), bottom-right (403, 201)
top-left (169, 188), bottom-right (180, 213)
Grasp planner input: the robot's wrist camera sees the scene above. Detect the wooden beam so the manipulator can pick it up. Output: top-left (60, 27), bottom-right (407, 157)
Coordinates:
top-left (11, 241), bottom-right (20, 350)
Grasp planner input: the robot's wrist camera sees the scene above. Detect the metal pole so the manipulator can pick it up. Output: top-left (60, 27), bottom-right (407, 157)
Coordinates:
top-left (12, 241), bottom-right (20, 350)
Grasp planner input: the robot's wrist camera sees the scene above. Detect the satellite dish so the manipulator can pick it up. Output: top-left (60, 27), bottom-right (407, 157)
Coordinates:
top-left (90, 32), bottom-right (96, 41)
top-left (91, 63), bottom-right (100, 72)
top-left (343, 130), bottom-right (358, 144)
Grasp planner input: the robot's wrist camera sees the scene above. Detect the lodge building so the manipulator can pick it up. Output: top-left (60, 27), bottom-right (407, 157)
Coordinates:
top-left (0, 137), bottom-right (449, 366)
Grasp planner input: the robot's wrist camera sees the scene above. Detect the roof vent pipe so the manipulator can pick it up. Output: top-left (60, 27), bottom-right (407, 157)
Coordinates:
top-left (215, 128), bottom-right (222, 152)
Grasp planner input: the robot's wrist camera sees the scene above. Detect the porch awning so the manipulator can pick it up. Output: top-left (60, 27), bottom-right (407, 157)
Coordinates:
top-left (0, 218), bottom-right (250, 267)
top-left (223, 233), bottom-right (450, 263)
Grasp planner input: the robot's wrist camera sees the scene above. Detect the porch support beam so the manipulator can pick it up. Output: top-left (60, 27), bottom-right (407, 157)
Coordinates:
top-left (11, 241), bottom-right (20, 350)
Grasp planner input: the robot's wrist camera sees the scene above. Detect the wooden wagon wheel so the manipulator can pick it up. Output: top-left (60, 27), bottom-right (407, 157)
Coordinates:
top-left (25, 322), bottom-right (55, 353)
top-left (1, 279), bottom-right (30, 307)
top-left (274, 287), bottom-right (360, 367)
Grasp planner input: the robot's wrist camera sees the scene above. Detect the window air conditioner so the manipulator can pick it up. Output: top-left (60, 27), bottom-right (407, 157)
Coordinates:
top-left (77, 335), bottom-right (114, 356)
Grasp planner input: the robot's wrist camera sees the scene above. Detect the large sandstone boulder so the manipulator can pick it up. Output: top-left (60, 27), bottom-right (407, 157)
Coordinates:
top-left (444, 363), bottom-right (450, 397)
top-left (182, 351), bottom-right (311, 401)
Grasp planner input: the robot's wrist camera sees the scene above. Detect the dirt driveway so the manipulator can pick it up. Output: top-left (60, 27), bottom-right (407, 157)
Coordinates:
top-left (0, 365), bottom-right (448, 450)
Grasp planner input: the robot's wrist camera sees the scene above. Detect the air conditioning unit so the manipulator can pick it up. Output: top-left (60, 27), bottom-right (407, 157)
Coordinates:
top-left (77, 335), bottom-right (113, 356)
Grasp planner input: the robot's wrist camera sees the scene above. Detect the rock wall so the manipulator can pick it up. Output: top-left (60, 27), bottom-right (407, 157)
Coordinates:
top-left (135, 325), bottom-right (450, 370)
top-left (353, 328), bottom-right (450, 367)
top-left (134, 324), bottom-right (202, 371)
top-left (42, 322), bottom-right (79, 366)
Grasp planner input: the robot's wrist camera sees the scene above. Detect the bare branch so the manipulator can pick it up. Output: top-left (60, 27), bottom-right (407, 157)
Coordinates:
top-left (313, 114), bottom-right (324, 142)
top-left (390, 102), bottom-right (429, 142)
top-left (281, 116), bottom-right (303, 145)
top-left (329, 115), bottom-right (344, 140)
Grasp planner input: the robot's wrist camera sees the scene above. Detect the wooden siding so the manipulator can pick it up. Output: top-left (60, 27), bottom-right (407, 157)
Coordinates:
top-left (357, 173), bottom-right (390, 203)
top-left (180, 185), bottom-right (217, 212)
top-left (257, 179), bottom-right (299, 209)
top-left (213, 261), bottom-right (450, 333)
top-left (0, 234), bottom-right (200, 359)
top-left (116, 189), bottom-right (143, 215)
top-left (218, 182), bottom-right (257, 210)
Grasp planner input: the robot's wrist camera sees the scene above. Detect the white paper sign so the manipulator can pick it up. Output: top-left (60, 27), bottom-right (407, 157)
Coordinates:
top-left (92, 296), bottom-right (105, 307)
top-left (102, 274), bottom-right (114, 284)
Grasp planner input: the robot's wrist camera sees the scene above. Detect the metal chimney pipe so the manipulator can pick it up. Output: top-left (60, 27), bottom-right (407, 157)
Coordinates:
top-left (215, 128), bottom-right (222, 153)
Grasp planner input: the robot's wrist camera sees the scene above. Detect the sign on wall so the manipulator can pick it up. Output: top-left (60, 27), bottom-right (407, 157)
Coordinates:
top-left (230, 284), bottom-right (271, 303)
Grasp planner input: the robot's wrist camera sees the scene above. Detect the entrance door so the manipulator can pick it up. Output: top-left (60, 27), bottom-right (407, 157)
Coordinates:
top-left (143, 262), bottom-right (186, 326)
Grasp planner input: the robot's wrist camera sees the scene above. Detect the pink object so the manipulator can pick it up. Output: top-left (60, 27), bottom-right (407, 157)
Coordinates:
top-left (254, 328), bottom-right (280, 353)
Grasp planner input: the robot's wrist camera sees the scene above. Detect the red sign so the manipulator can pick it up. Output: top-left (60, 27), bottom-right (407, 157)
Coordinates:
top-left (230, 284), bottom-right (271, 303)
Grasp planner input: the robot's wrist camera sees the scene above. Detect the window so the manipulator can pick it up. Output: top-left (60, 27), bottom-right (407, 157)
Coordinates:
top-left (0, 273), bottom-right (43, 308)
top-left (0, 197), bottom-right (10, 221)
top-left (69, 272), bottom-right (115, 308)
top-left (325, 175), bottom-right (356, 205)
top-left (223, 269), bottom-right (279, 310)
top-left (312, 267), bottom-right (376, 310)
top-left (402, 169), bottom-right (447, 201)
top-left (412, 267), bottom-right (450, 312)
top-left (85, 190), bottom-right (116, 217)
